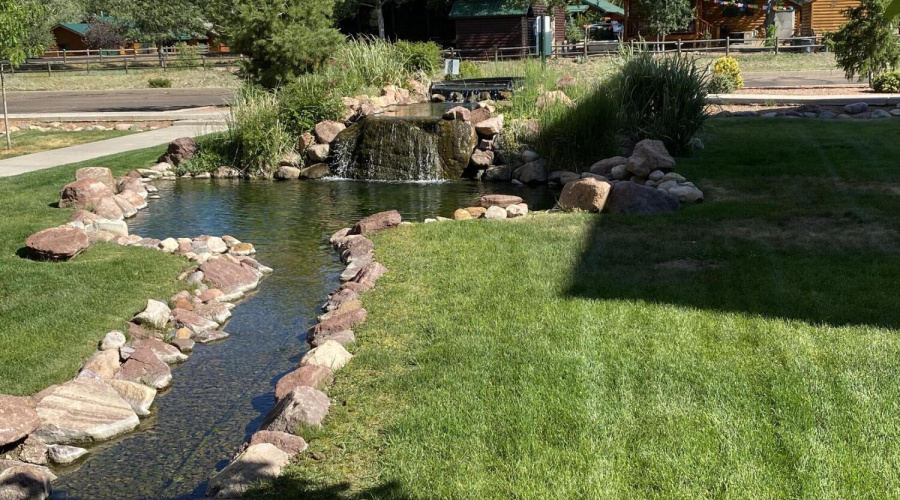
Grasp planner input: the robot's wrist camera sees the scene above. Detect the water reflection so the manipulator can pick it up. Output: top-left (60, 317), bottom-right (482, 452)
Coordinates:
top-left (51, 179), bottom-right (555, 500)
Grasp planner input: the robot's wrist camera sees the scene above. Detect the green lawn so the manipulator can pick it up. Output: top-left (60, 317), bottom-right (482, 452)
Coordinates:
top-left (254, 119), bottom-right (900, 499)
top-left (0, 146), bottom-right (188, 396)
top-left (4, 68), bottom-right (239, 91)
top-left (0, 130), bottom-right (133, 160)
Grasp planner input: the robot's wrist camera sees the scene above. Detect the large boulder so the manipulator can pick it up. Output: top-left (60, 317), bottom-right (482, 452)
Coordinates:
top-left (514, 159), bottom-right (548, 185)
top-left (314, 121), bottom-right (347, 144)
top-left (275, 366), bottom-right (334, 401)
top-left (475, 116), bottom-right (504, 136)
top-left (605, 181), bottom-right (680, 215)
top-left (91, 197), bottom-right (124, 220)
top-left (275, 166), bottom-right (301, 180)
top-left (157, 137), bottom-right (197, 166)
top-left (559, 178), bottom-right (612, 212)
top-left (666, 183), bottom-right (704, 204)
top-left (300, 340), bottom-right (353, 371)
top-left (300, 163), bottom-right (330, 179)
top-left (32, 378), bottom-right (139, 444)
top-left (0, 396), bottom-right (40, 447)
top-left (482, 165), bottom-right (511, 182)
top-left (0, 461), bottom-right (55, 500)
top-left (206, 443), bottom-right (290, 499)
top-left (59, 179), bottom-right (114, 209)
top-left (261, 386), bottom-right (330, 431)
top-left (478, 194), bottom-right (523, 209)
top-left (79, 350), bottom-right (121, 380)
top-left (350, 210), bottom-right (402, 235)
top-left (626, 140), bottom-right (676, 178)
top-left (199, 258), bottom-right (261, 301)
top-left (74, 167), bottom-right (115, 190)
top-left (117, 177), bottom-right (147, 199)
top-left (115, 347), bottom-right (172, 389)
top-left (25, 226), bottom-right (90, 261)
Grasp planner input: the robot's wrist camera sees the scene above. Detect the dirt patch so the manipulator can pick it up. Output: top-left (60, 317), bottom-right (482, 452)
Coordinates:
top-left (737, 86), bottom-right (870, 95)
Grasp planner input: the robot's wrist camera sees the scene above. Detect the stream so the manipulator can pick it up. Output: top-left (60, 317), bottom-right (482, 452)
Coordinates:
top-left (51, 178), bottom-right (555, 500)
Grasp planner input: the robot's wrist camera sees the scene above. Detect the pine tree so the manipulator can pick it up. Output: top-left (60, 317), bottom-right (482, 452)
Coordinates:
top-left (224, 0), bottom-right (344, 88)
top-left (832, 0), bottom-right (900, 84)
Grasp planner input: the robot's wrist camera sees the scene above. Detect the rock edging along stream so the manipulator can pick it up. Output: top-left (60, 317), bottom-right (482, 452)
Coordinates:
top-left (2, 162), bottom-right (271, 500)
top-left (205, 210), bottom-right (398, 499)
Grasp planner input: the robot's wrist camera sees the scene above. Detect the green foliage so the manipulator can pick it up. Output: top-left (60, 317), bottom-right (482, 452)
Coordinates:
top-left (612, 49), bottom-right (708, 154)
top-left (0, 0), bottom-right (47, 68)
top-left (171, 42), bottom-right (201, 69)
top-left (872, 71), bottom-right (900, 92)
top-left (176, 132), bottom-right (229, 175)
top-left (632, 0), bottom-right (694, 38)
top-left (99, 0), bottom-right (206, 46)
top-left (279, 73), bottom-right (345, 139)
top-left (886, 0), bottom-right (900, 19)
top-left (225, 0), bottom-right (343, 88)
top-left (708, 73), bottom-right (737, 94)
top-left (331, 36), bottom-right (408, 89)
top-left (147, 77), bottom-right (172, 88)
top-left (448, 60), bottom-right (483, 81)
top-left (764, 23), bottom-right (778, 47)
top-left (395, 40), bottom-right (442, 76)
top-left (221, 85), bottom-right (294, 177)
top-left (712, 56), bottom-right (743, 89)
top-left (832, 0), bottom-right (900, 81)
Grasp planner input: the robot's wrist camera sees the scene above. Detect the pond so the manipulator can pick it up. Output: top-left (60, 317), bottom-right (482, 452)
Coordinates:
top-left (51, 179), bottom-right (556, 500)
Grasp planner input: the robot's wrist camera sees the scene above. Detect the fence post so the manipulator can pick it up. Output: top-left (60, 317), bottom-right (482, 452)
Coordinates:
top-left (86, 60), bottom-right (90, 74)
top-left (494, 48), bottom-right (498, 62)
top-left (201, 56), bottom-right (206, 69)
top-left (124, 60), bottom-right (129, 74)
top-left (62, 49), bottom-right (67, 63)
top-left (774, 36), bottom-right (779, 54)
top-left (47, 61), bottom-right (51, 76)
top-left (677, 39), bottom-right (682, 56)
top-left (99, 50), bottom-right (103, 63)
top-left (725, 37), bottom-right (730, 57)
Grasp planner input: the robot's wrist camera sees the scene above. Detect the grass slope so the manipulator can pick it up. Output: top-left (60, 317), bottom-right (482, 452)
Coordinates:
top-left (256, 119), bottom-right (900, 499)
top-left (0, 130), bottom-right (133, 160)
top-left (0, 146), bottom-right (188, 396)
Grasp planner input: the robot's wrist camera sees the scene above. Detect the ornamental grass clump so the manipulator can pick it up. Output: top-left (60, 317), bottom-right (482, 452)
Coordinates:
top-left (222, 85), bottom-right (293, 177)
top-left (279, 73), bottom-right (345, 138)
top-left (333, 36), bottom-right (408, 90)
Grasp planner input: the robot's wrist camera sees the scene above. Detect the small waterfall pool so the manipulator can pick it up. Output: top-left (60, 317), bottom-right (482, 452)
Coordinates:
top-left (51, 179), bottom-right (556, 500)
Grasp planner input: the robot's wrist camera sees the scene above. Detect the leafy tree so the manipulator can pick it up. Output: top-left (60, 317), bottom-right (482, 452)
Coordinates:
top-left (832, 0), bottom-right (900, 84)
top-left (632, 0), bottom-right (694, 41)
top-left (24, 0), bottom-right (85, 50)
top-left (84, 16), bottom-right (126, 50)
top-left (0, 0), bottom-right (46, 149)
top-left (223, 0), bottom-right (343, 88)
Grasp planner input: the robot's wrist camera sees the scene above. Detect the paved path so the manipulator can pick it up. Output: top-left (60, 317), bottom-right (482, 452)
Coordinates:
top-left (2, 88), bottom-right (233, 114)
top-left (0, 123), bottom-right (225, 177)
top-left (742, 70), bottom-right (858, 88)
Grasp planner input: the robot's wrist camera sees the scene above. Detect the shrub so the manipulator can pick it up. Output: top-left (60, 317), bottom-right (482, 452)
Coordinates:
top-left (222, 85), bottom-right (294, 177)
top-left (445, 60), bottom-right (483, 81)
top-left (832, 0), bottom-right (900, 82)
top-left (612, 50), bottom-right (708, 154)
top-left (708, 73), bottom-right (737, 94)
top-left (764, 24), bottom-right (778, 47)
top-left (148, 77), bottom-right (172, 88)
top-left (712, 56), bottom-right (743, 89)
top-left (279, 73), bottom-right (344, 138)
top-left (171, 42), bottom-right (201, 69)
top-left (333, 36), bottom-right (407, 89)
top-left (396, 40), bottom-right (442, 75)
top-left (873, 71), bottom-right (900, 92)
top-left (176, 133), bottom-right (231, 176)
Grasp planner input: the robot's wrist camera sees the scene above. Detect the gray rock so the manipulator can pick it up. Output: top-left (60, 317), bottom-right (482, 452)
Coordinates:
top-left (133, 300), bottom-right (171, 330)
top-left (627, 139), bottom-right (675, 178)
top-left (819, 111), bottom-right (838, 119)
top-left (648, 170), bottom-right (665, 182)
top-left (484, 206), bottom-right (507, 219)
top-left (99, 331), bottom-right (126, 351)
top-left (47, 445), bottom-right (88, 465)
top-left (667, 184), bottom-right (704, 203)
top-left (261, 387), bottom-right (330, 431)
top-left (872, 109), bottom-right (892, 119)
top-left (513, 159), bottom-right (547, 185)
top-left (0, 461), bottom-right (55, 500)
top-left (206, 444), bottom-right (290, 499)
top-left (482, 166), bottom-right (511, 182)
top-left (610, 164), bottom-right (628, 180)
top-left (605, 181), bottom-right (681, 215)
top-left (843, 102), bottom-right (868, 114)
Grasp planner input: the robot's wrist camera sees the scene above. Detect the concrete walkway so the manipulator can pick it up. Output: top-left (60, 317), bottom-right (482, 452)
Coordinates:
top-left (0, 122), bottom-right (225, 177)
top-left (709, 93), bottom-right (900, 105)
top-left (742, 70), bottom-right (859, 88)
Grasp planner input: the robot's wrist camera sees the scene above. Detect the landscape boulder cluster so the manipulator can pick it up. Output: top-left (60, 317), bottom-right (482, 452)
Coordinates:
top-left (206, 210), bottom-right (398, 498)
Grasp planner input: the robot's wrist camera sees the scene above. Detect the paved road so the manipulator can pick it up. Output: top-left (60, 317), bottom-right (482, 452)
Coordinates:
top-left (0, 123), bottom-right (226, 177)
top-left (2, 88), bottom-right (233, 114)
top-left (742, 70), bottom-right (859, 88)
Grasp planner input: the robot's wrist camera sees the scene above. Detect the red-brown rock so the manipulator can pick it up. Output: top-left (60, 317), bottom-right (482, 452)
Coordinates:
top-left (59, 179), bottom-right (115, 209)
top-left (115, 347), bottom-right (172, 389)
top-left (469, 107), bottom-right (491, 127)
top-left (199, 258), bottom-right (260, 300)
top-left (75, 167), bottom-right (116, 190)
top-left (314, 121), bottom-right (347, 144)
top-left (25, 225), bottom-right (90, 261)
top-left (275, 365), bottom-right (334, 400)
top-left (351, 261), bottom-right (388, 287)
top-left (558, 178), bottom-right (612, 213)
top-left (307, 308), bottom-right (367, 341)
top-left (248, 430), bottom-right (308, 455)
top-left (337, 236), bottom-right (374, 265)
top-left (349, 210), bottom-right (402, 235)
top-left (0, 395), bottom-right (40, 447)
top-left (478, 194), bottom-right (523, 208)
top-left (157, 137), bottom-right (197, 166)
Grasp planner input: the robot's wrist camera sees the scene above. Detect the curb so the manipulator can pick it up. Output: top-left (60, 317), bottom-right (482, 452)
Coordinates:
top-left (708, 93), bottom-right (900, 106)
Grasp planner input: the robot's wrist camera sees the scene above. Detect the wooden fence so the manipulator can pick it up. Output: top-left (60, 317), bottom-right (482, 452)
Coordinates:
top-left (3, 46), bottom-right (242, 75)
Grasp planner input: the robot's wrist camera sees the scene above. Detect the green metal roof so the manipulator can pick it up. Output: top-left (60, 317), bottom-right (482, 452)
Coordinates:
top-left (55, 17), bottom-right (204, 41)
top-left (567, 5), bottom-right (589, 14)
top-left (580, 0), bottom-right (624, 15)
top-left (449, 0), bottom-right (529, 19)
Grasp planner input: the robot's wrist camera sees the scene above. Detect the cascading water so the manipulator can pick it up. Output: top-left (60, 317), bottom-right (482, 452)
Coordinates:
top-left (331, 115), bottom-right (477, 181)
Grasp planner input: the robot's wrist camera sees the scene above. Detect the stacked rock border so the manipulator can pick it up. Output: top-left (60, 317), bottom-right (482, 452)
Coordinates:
top-left (714, 101), bottom-right (900, 120)
top-left (4, 156), bottom-right (272, 500)
top-left (205, 210), bottom-right (399, 499)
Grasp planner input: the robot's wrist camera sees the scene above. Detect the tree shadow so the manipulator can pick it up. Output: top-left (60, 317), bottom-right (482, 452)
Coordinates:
top-left (245, 475), bottom-right (410, 500)
top-left (565, 214), bottom-right (900, 330)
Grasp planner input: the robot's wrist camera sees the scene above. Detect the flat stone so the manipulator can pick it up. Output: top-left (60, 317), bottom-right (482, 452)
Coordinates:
top-left (310, 330), bottom-right (356, 348)
top-left (0, 395), bottom-right (40, 447)
top-left (25, 226), bottom-right (89, 261)
top-left (336, 236), bottom-right (374, 265)
top-left (126, 322), bottom-right (162, 341)
top-left (193, 330), bottom-right (230, 343)
top-left (300, 340), bottom-right (353, 371)
top-left (275, 366), bottom-right (334, 400)
top-left (308, 309), bottom-right (367, 341)
top-left (79, 350), bottom-right (121, 380)
top-left (475, 116), bottom-right (504, 136)
top-left (351, 261), bottom-right (388, 288)
top-left (119, 189), bottom-right (147, 210)
top-left (261, 387), bottom-right (330, 431)
top-left (134, 338), bottom-right (188, 364)
top-left (115, 347), bottom-right (172, 389)
top-left (47, 445), bottom-right (88, 465)
top-left (478, 194), bottom-right (522, 209)
top-left (104, 379), bottom-right (156, 417)
top-left (111, 194), bottom-right (137, 218)
top-left (318, 299), bottom-right (363, 322)
top-left (206, 443), bottom-right (290, 499)
top-left (199, 258), bottom-right (260, 301)
top-left (484, 206), bottom-right (507, 219)
top-left (349, 210), bottom-right (402, 235)
top-left (170, 338), bottom-right (195, 353)
top-left (667, 184), bottom-right (704, 204)
top-left (442, 106), bottom-right (471, 121)
top-left (559, 178), bottom-right (612, 212)
top-left (32, 378), bottom-right (139, 444)
top-left (173, 308), bottom-right (220, 334)
top-left (0, 462), bottom-right (55, 500)
top-left (133, 299), bottom-right (171, 330)
top-left (198, 289), bottom-right (225, 303)
top-left (248, 431), bottom-right (308, 455)
top-left (193, 302), bottom-right (232, 325)
top-left (59, 179), bottom-right (114, 209)
top-left (229, 243), bottom-right (255, 256)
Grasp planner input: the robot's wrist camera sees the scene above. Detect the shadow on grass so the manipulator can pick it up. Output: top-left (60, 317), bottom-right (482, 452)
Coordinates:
top-left (566, 214), bottom-right (900, 330)
top-left (247, 475), bottom-right (409, 500)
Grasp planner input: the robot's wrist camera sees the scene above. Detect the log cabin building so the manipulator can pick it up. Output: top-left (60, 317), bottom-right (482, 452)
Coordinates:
top-left (622, 0), bottom-right (860, 41)
top-left (449, 0), bottom-right (566, 55)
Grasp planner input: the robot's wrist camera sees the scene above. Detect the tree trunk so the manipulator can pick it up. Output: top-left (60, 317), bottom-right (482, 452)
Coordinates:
top-left (1, 65), bottom-right (10, 150)
top-left (376, 1), bottom-right (386, 40)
